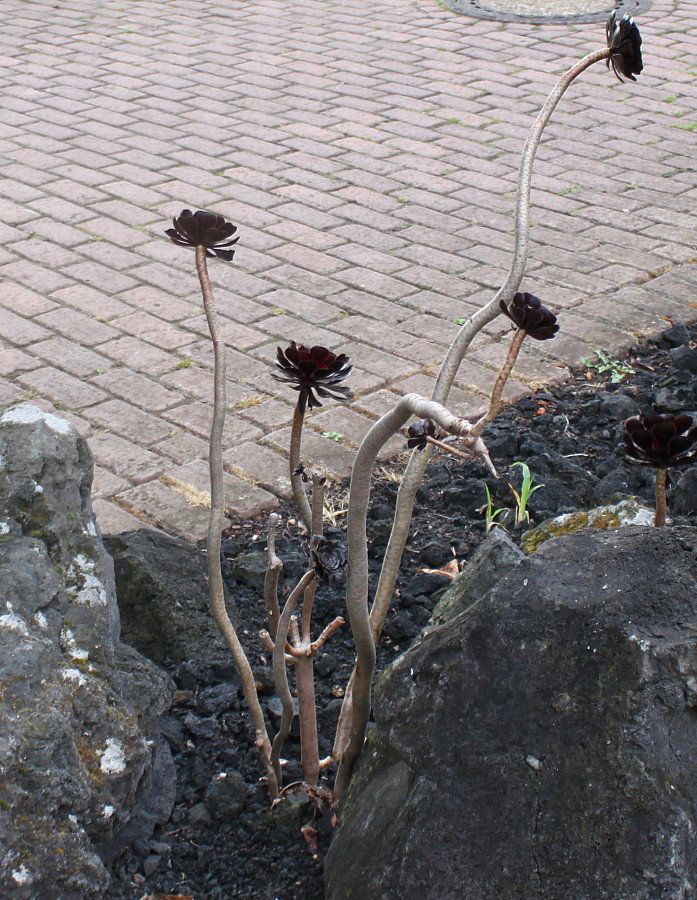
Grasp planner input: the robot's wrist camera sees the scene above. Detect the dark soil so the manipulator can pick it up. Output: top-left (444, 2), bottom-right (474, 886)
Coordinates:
top-left (109, 321), bottom-right (697, 900)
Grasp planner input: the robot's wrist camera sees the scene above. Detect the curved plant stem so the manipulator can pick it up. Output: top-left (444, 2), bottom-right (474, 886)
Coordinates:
top-left (369, 45), bottom-right (611, 659)
top-left (196, 245), bottom-right (279, 801)
top-left (270, 570), bottom-right (315, 788)
top-left (264, 512), bottom-right (283, 638)
top-left (334, 393), bottom-right (478, 798)
top-left (470, 328), bottom-right (527, 437)
top-left (654, 467), bottom-right (667, 527)
top-left (334, 45), bottom-right (613, 799)
top-left (289, 402), bottom-right (313, 533)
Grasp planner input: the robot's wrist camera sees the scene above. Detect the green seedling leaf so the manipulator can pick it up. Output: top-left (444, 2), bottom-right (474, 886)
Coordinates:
top-left (583, 349), bottom-right (635, 383)
top-left (322, 431), bottom-right (343, 442)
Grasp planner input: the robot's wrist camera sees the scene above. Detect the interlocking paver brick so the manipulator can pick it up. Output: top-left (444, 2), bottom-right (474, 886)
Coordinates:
top-left (115, 479), bottom-right (223, 541)
top-left (222, 442), bottom-right (293, 500)
top-left (19, 366), bottom-right (107, 410)
top-left (91, 498), bottom-right (148, 535)
top-left (86, 398), bottom-right (179, 446)
top-left (90, 431), bottom-right (166, 484)
top-left (29, 337), bottom-right (112, 378)
top-left (0, 0), bottom-right (694, 538)
top-left (164, 401), bottom-right (264, 446)
top-left (0, 348), bottom-right (41, 377)
top-left (163, 459), bottom-right (278, 519)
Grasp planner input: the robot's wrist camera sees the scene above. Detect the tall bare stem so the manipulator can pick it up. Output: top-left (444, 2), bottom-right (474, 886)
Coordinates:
top-left (368, 46), bottom-right (611, 661)
top-left (470, 328), bottom-right (527, 437)
top-left (196, 245), bottom-right (278, 800)
top-left (290, 402), bottom-right (313, 533)
top-left (264, 512), bottom-right (283, 638)
top-left (654, 468), bottom-right (667, 527)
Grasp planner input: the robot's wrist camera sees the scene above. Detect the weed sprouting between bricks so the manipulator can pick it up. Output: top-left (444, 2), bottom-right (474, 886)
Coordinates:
top-left (164, 14), bottom-right (652, 816)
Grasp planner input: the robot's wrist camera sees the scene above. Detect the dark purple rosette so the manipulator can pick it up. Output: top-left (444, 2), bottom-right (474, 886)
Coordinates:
top-left (273, 342), bottom-right (352, 412)
top-left (606, 12), bottom-right (643, 83)
top-left (500, 292), bottom-right (559, 341)
top-left (407, 418), bottom-right (437, 451)
top-left (166, 209), bottom-right (239, 261)
top-left (624, 414), bottom-right (697, 467)
top-left (310, 537), bottom-right (348, 584)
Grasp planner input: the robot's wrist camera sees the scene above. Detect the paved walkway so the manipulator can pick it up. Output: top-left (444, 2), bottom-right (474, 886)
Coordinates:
top-left (0, 0), bottom-right (695, 538)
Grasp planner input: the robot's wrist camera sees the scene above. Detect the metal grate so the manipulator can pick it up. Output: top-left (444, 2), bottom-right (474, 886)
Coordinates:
top-left (443, 0), bottom-right (649, 25)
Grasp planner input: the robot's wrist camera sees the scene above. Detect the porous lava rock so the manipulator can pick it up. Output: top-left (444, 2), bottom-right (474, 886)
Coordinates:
top-left (326, 526), bottom-right (697, 900)
top-left (104, 528), bottom-right (235, 664)
top-left (0, 405), bottom-right (174, 899)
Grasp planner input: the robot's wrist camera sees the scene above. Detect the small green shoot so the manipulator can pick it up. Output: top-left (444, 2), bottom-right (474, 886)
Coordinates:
top-left (559, 184), bottom-right (582, 195)
top-left (177, 358), bottom-right (194, 369)
top-left (582, 349), bottom-right (635, 383)
top-left (508, 462), bottom-right (543, 525)
top-left (322, 431), bottom-right (343, 442)
top-left (480, 484), bottom-right (510, 532)
top-left (454, 317), bottom-right (468, 326)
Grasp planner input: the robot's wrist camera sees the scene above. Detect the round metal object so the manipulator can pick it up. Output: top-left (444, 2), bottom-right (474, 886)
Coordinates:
top-left (443, 0), bottom-right (650, 25)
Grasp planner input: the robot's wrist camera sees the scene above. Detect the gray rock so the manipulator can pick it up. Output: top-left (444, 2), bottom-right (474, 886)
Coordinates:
top-left (430, 528), bottom-right (523, 625)
top-left (187, 802), bottom-right (212, 828)
top-left (0, 405), bottom-right (174, 899)
top-left (670, 345), bottom-right (697, 373)
top-left (520, 498), bottom-right (655, 553)
top-left (595, 389), bottom-right (640, 420)
top-left (104, 528), bottom-right (236, 664)
top-left (326, 527), bottom-right (697, 900)
top-left (142, 854), bottom-right (161, 877)
top-left (272, 794), bottom-right (312, 836)
top-left (673, 468), bottom-right (697, 516)
top-left (230, 549), bottom-right (268, 588)
top-left (663, 323), bottom-right (690, 347)
top-left (204, 771), bottom-right (249, 821)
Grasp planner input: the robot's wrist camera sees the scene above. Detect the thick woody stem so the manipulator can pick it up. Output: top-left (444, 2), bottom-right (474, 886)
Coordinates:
top-left (334, 393), bottom-right (474, 798)
top-left (196, 245), bottom-right (278, 801)
top-left (470, 328), bottom-right (527, 437)
top-left (298, 575), bottom-right (320, 785)
top-left (311, 473), bottom-right (325, 537)
top-left (366, 47), bottom-right (612, 714)
top-left (302, 475), bottom-right (325, 642)
top-left (270, 570), bottom-right (315, 787)
top-left (264, 512), bottom-right (283, 638)
top-left (296, 648), bottom-right (320, 786)
top-left (290, 403), bottom-right (313, 534)
top-left (655, 468), bottom-right (667, 527)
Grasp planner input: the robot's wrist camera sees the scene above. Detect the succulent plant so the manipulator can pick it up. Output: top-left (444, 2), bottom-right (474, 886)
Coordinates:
top-left (624, 414), bottom-right (697, 467)
top-left (406, 418), bottom-right (437, 450)
top-left (310, 537), bottom-right (348, 584)
top-left (499, 292), bottom-right (559, 341)
top-left (606, 12), bottom-right (643, 83)
top-left (274, 342), bottom-right (352, 413)
top-left (166, 209), bottom-right (239, 260)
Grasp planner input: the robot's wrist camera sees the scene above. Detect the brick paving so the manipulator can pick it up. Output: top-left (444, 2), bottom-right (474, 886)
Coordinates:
top-left (0, 0), bottom-right (695, 539)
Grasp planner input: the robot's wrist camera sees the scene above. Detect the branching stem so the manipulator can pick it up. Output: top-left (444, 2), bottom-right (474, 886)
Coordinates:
top-left (334, 393), bottom-right (480, 798)
top-left (334, 45), bottom-right (613, 799)
top-left (369, 46), bottom-right (611, 685)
